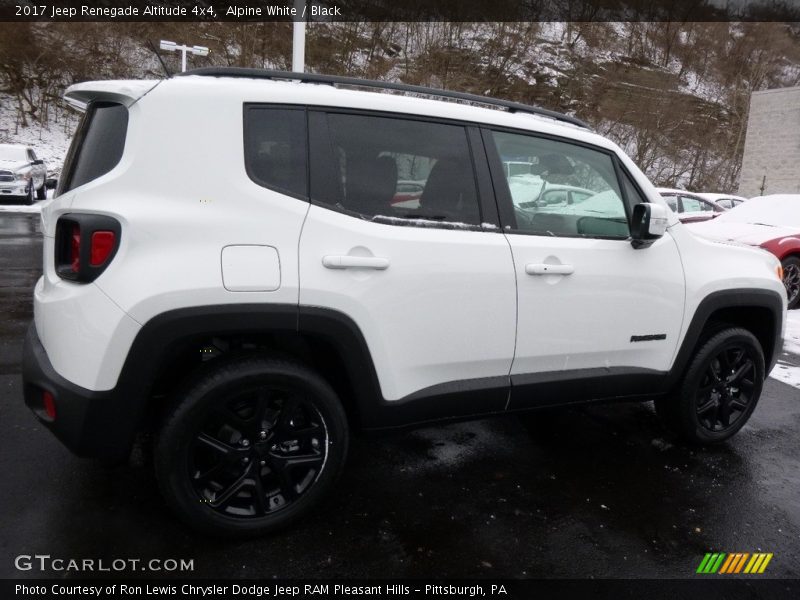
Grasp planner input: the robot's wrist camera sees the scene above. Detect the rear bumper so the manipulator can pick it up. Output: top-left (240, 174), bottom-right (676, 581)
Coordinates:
top-left (22, 322), bottom-right (133, 461)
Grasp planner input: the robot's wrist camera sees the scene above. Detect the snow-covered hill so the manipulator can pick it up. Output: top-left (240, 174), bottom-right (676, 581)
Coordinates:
top-left (0, 92), bottom-right (75, 178)
top-left (0, 21), bottom-right (798, 193)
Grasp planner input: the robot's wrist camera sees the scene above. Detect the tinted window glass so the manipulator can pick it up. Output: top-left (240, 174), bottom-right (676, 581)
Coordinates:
top-left (491, 130), bottom-right (629, 239)
top-left (59, 102), bottom-right (128, 195)
top-left (620, 171), bottom-right (646, 207)
top-left (316, 113), bottom-right (481, 226)
top-left (244, 107), bottom-right (307, 198)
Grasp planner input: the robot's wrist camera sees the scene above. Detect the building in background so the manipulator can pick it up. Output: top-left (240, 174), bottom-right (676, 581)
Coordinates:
top-left (738, 86), bottom-right (800, 197)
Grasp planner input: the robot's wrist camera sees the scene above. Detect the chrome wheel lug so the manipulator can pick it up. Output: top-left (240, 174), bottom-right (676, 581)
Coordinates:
top-left (260, 460), bottom-right (266, 466)
top-left (241, 439), bottom-right (250, 447)
top-left (242, 457), bottom-right (249, 464)
top-left (259, 431), bottom-right (267, 440)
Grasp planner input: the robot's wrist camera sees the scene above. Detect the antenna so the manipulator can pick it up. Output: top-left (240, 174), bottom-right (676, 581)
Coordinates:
top-left (147, 40), bottom-right (172, 79)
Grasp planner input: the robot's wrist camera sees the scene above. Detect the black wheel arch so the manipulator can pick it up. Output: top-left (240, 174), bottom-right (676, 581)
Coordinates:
top-left (115, 304), bottom-right (383, 451)
top-left (87, 289), bottom-right (784, 459)
top-left (664, 288), bottom-right (784, 393)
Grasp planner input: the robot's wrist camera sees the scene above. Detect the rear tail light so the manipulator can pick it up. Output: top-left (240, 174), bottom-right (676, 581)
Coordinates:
top-left (70, 224), bottom-right (80, 273)
top-left (42, 390), bottom-right (56, 420)
top-left (90, 231), bottom-right (116, 266)
top-left (55, 214), bottom-right (121, 282)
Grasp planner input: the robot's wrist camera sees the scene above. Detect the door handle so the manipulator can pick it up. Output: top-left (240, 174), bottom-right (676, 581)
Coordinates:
top-left (322, 255), bottom-right (390, 270)
top-left (525, 263), bottom-right (574, 276)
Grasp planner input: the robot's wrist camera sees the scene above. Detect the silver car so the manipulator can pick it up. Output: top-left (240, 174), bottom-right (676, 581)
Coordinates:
top-left (0, 144), bottom-right (47, 204)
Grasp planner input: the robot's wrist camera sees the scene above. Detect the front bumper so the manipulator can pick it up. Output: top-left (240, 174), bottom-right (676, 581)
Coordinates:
top-left (0, 181), bottom-right (29, 196)
top-left (22, 322), bottom-right (134, 461)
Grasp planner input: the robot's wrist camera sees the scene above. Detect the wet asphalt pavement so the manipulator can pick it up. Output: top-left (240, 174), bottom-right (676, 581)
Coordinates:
top-left (1, 213), bottom-right (799, 581)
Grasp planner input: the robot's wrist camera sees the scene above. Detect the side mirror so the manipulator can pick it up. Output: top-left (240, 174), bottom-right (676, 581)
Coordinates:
top-left (45, 178), bottom-right (58, 189)
top-left (31, 159), bottom-right (44, 166)
top-left (631, 202), bottom-right (668, 249)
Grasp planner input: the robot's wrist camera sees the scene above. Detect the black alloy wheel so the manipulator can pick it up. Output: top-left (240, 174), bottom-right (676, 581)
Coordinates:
top-left (694, 345), bottom-right (756, 434)
top-left (655, 327), bottom-right (764, 444)
top-left (156, 357), bottom-right (348, 538)
top-left (782, 256), bottom-right (800, 309)
top-left (190, 386), bottom-right (328, 517)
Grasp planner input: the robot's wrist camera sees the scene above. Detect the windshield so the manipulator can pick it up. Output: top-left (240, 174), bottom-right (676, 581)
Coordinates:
top-left (715, 195), bottom-right (800, 228)
top-left (0, 145), bottom-right (28, 162)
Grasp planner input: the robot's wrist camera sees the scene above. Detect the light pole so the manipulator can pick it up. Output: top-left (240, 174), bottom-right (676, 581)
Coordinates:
top-left (159, 40), bottom-right (210, 72)
top-left (292, 0), bottom-right (306, 73)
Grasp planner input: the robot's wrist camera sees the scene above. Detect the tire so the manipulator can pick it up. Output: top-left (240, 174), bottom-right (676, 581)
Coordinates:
top-left (155, 356), bottom-right (349, 538)
top-left (25, 181), bottom-right (34, 205)
top-left (36, 182), bottom-right (46, 200)
top-left (656, 327), bottom-right (764, 444)
top-left (782, 256), bottom-right (800, 309)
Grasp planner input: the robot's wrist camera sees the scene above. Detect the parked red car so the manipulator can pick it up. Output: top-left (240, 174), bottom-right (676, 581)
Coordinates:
top-left (688, 194), bottom-right (800, 308)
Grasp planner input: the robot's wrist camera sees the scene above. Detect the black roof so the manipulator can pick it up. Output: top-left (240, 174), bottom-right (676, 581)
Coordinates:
top-left (180, 67), bottom-right (589, 129)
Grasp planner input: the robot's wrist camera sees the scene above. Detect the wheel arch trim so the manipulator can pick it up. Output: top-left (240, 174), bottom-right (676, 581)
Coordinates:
top-left (666, 288), bottom-right (784, 390)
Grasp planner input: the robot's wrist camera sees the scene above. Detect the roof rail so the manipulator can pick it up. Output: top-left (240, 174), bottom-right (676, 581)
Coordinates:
top-left (179, 67), bottom-right (590, 129)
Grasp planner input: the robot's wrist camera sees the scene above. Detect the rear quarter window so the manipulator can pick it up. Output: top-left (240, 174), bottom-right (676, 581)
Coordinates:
top-left (243, 106), bottom-right (308, 200)
top-left (58, 102), bottom-right (128, 195)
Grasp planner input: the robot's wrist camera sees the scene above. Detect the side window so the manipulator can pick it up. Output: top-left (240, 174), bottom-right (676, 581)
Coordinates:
top-left (680, 196), bottom-right (710, 213)
top-left (27, 149), bottom-right (36, 161)
top-left (313, 113), bottom-right (481, 226)
top-left (570, 190), bottom-right (593, 204)
top-left (662, 195), bottom-right (679, 212)
top-left (58, 102), bottom-right (129, 195)
top-left (540, 188), bottom-right (569, 207)
top-left (490, 130), bottom-right (629, 239)
top-left (244, 106), bottom-right (307, 199)
top-left (717, 199), bottom-right (732, 209)
top-left (620, 171), bottom-right (646, 207)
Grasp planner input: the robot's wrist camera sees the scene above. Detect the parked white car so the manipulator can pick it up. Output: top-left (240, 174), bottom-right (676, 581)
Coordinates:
top-left (0, 143), bottom-right (47, 204)
top-left (23, 69), bottom-right (786, 537)
top-left (657, 187), bottom-right (725, 224)
top-left (694, 192), bottom-right (748, 210)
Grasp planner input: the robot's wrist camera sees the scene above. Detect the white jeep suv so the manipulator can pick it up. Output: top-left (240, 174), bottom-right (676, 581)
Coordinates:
top-left (23, 69), bottom-right (786, 537)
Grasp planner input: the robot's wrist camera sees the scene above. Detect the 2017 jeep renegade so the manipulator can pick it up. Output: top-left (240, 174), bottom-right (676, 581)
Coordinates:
top-left (23, 68), bottom-right (786, 537)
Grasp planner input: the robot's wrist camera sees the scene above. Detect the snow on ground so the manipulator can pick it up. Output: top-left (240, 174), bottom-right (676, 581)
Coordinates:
top-left (0, 91), bottom-right (69, 214)
top-left (782, 309), bottom-right (800, 355)
top-left (0, 202), bottom-right (45, 214)
top-left (770, 309), bottom-right (800, 388)
top-left (0, 190), bottom-right (54, 214)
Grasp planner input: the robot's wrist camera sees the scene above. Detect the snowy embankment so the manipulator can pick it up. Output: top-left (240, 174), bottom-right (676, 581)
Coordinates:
top-left (0, 91), bottom-right (73, 179)
top-left (769, 310), bottom-right (800, 388)
top-left (0, 91), bottom-right (70, 214)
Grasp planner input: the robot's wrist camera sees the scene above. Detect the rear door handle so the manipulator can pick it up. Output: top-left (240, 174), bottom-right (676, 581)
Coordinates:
top-left (322, 255), bottom-right (390, 270)
top-left (525, 263), bottom-right (574, 276)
